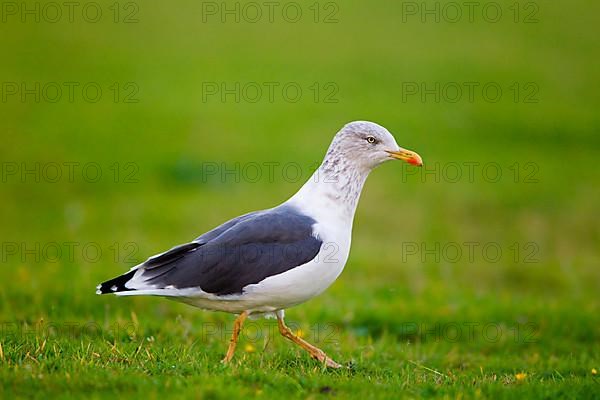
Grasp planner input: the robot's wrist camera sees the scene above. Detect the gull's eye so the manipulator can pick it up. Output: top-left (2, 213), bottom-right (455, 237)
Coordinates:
top-left (366, 136), bottom-right (376, 144)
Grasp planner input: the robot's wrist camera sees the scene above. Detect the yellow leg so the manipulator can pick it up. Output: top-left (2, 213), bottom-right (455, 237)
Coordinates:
top-left (221, 311), bottom-right (249, 364)
top-left (277, 314), bottom-right (342, 368)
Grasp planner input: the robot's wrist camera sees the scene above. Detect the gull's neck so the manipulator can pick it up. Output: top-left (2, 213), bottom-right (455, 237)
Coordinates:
top-left (286, 152), bottom-right (371, 224)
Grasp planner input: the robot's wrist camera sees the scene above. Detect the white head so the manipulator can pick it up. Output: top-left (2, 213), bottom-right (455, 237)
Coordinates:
top-left (325, 121), bottom-right (423, 172)
top-left (290, 121), bottom-right (423, 215)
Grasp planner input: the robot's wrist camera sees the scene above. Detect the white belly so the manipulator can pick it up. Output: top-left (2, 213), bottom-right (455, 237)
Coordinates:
top-left (240, 244), bottom-right (349, 308)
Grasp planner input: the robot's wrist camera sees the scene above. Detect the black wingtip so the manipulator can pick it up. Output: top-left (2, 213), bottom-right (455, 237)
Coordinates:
top-left (96, 270), bottom-right (136, 295)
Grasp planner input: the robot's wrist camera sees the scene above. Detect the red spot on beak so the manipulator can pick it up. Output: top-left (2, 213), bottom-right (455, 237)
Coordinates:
top-left (408, 158), bottom-right (421, 166)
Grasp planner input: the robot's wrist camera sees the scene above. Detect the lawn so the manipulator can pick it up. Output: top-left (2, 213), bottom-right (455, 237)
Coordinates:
top-left (0, 0), bottom-right (599, 398)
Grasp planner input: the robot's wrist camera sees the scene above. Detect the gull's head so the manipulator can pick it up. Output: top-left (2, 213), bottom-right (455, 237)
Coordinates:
top-left (327, 121), bottom-right (423, 171)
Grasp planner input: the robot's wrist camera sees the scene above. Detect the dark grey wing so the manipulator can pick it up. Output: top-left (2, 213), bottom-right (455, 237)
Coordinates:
top-left (133, 205), bottom-right (322, 295)
top-left (193, 211), bottom-right (258, 243)
top-left (142, 211), bottom-right (257, 271)
top-left (98, 211), bottom-right (267, 294)
top-left (144, 242), bottom-right (202, 270)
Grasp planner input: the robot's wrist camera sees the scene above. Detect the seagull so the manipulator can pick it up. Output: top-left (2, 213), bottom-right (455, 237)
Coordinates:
top-left (97, 121), bottom-right (423, 368)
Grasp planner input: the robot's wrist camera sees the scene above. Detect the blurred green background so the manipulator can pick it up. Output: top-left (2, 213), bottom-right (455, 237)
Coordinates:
top-left (0, 0), bottom-right (598, 398)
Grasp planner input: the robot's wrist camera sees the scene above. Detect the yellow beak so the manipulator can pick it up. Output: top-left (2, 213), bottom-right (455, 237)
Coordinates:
top-left (386, 149), bottom-right (423, 166)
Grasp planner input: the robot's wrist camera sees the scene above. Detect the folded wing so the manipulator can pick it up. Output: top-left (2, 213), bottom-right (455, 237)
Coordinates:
top-left (98, 205), bottom-right (323, 296)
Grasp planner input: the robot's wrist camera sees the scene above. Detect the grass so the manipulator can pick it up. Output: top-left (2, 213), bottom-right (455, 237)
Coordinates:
top-left (1, 0), bottom-right (599, 398)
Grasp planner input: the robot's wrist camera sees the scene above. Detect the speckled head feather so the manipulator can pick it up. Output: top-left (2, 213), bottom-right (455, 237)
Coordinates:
top-left (305, 121), bottom-right (404, 214)
top-left (323, 121), bottom-right (401, 171)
